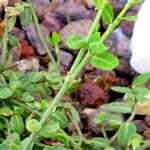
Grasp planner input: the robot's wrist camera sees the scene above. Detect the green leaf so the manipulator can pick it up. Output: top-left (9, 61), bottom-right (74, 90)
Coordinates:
top-left (26, 119), bottom-right (41, 133)
top-left (52, 32), bottom-right (62, 45)
top-left (128, 134), bottom-right (143, 149)
top-left (89, 32), bottom-right (108, 54)
top-left (117, 122), bottom-right (136, 145)
top-left (106, 114), bottom-right (122, 126)
top-left (47, 31), bottom-right (61, 47)
top-left (69, 106), bottom-right (80, 123)
top-left (102, 2), bottom-right (114, 24)
top-left (55, 133), bottom-right (69, 147)
top-left (22, 92), bottom-right (34, 102)
top-left (134, 87), bottom-right (149, 102)
top-left (133, 73), bottom-right (150, 87)
top-left (29, 72), bottom-right (43, 83)
top-left (93, 112), bottom-right (106, 125)
top-left (0, 87), bottom-right (13, 99)
top-left (89, 42), bottom-right (108, 54)
top-left (39, 123), bottom-right (60, 138)
top-left (101, 102), bottom-right (132, 114)
top-left (111, 86), bottom-right (132, 94)
top-left (20, 7), bottom-right (32, 28)
top-left (0, 107), bottom-right (13, 116)
top-left (66, 35), bottom-right (87, 49)
top-left (14, 106), bottom-right (25, 116)
top-left (8, 16), bottom-right (17, 32)
top-left (90, 53), bottom-right (119, 70)
top-left (40, 99), bottom-right (48, 109)
top-left (51, 111), bottom-right (69, 129)
top-left (8, 34), bottom-right (19, 47)
top-left (92, 137), bottom-right (110, 149)
top-left (122, 16), bottom-right (137, 22)
top-left (1, 133), bottom-right (21, 150)
top-left (10, 115), bottom-right (24, 135)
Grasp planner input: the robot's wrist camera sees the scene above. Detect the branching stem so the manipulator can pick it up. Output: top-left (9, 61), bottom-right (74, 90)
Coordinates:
top-left (23, 1), bottom-right (137, 149)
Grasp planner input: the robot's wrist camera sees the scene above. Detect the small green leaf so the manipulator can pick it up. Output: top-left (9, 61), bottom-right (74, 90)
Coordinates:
top-left (22, 92), bottom-right (34, 102)
top-left (39, 123), bottom-right (60, 138)
top-left (128, 134), bottom-right (143, 149)
top-left (52, 32), bottom-right (62, 45)
top-left (8, 16), bottom-right (17, 31)
top-left (26, 119), bottom-right (41, 133)
top-left (102, 2), bottom-right (114, 24)
top-left (8, 34), bottom-right (19, 46)
top-left (29, 72), bottom-right (43, 83)
top-left (93, 112), bottom-right (106, 125)
top-left (133, 73), bottom-right (150, 87)
top-left (51, 111), bottom-right (69, 129)
top-left (117, 122), bottom-right (136, 145)
top-left (66, 35), bottom-right (87, 49)
top-left (0, 107), bottom-right (13, 116)
top-left (122, 16), bottom-right (137, 22)
top-left (14, 106), bottom-right (25, 116)
top-left (55, 133), bottom-right (69, 147)
top-left (89, 41), bottom-right (108, 54)
top-left (10, 115), bottom-right (24, 135)
top-left (111, 86), bottom-right (132, 94)
top-left (90, 53), bottom-right (119, 70)
top-left (1, 133), bottom-right (21, 150)
top-left (0, 87), bottom-right (13, 99)
top-left (92, 137), bottom-right (110, 148)
top-left (101, 102), bottom-right (132, 114)
top-left (89, 32), bottom-right (108, 54)
top-left (47, 32), bottom-right (61, 46)
top-left (20, 7), bottom-right (32, 28)
top-left (106, 114), bottom-right (122, 126)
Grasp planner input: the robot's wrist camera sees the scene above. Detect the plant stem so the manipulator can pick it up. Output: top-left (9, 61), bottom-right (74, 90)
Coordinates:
top-left (127, 103), bottom-right (136, 123)
top-left (101, 127), bottom-right (108, 141)
top-left (27, 0), bottom-right (55, 64)
top-left (67, 113), bottom-right (83, 147)
top-left (70, 2), bottom-right (105, 74)
top-left (101, 0), bottom-right (133, 42)
top-left (23, 1), bottom-right (136, 149)
top-left (1, 16), bottom-right (9, 66)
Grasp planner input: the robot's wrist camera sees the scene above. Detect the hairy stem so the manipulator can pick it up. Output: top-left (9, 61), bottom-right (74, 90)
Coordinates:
top-left (27, 0), bottom-right (55, 64)
top-left (67, 113), bottom-right (83, 148)
top-left (101, 0), bottom-right (133, 42)
top-left (1, 16), bottom-right (9, 66)
top-left (23, 1), bottom-right (136, 149)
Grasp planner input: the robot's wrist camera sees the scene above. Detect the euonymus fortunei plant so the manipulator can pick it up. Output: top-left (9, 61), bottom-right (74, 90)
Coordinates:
top-left (1, 0), bottom-right (149, 150)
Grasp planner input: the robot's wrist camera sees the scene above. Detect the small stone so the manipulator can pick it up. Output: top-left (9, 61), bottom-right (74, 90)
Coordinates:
top-left (76, 80), bottom-right (109, 108)
top-left (59, 50), bottom-right (73, 72)
top-left (134, 120), bottom-right (147, 133)
top-left (17, 58), bottom-right (40, 73)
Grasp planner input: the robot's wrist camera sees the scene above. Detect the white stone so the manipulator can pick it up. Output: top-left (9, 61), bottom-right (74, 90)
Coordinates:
top-left (130, 0), bottom-right (150, 74)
